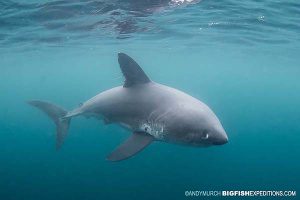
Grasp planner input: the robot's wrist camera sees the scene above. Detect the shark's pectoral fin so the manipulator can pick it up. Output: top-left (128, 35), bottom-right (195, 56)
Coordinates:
top-left (107, 132), bottom-right (154, 162)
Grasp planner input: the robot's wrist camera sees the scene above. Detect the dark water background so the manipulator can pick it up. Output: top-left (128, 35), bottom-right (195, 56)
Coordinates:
top-left (1, 0), bottom-right (300, 199)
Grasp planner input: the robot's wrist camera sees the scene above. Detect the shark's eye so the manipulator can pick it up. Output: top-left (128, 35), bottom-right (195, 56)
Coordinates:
top-left (201, 130), bottom-right (209, 140)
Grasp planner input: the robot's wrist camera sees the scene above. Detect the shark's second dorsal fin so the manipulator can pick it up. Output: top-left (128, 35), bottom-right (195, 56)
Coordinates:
top-left (118, 53), bottom-right (151, 87)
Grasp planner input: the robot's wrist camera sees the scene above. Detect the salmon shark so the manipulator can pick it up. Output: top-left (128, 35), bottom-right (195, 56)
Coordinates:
top-left (28, 53), bottom-right (228, 161)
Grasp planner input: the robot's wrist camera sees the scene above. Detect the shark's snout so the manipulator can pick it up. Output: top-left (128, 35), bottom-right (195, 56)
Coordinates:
top-left (212, 134), bottom-right (228, 145)
top-left (210, 126), bottom-right (228, 146)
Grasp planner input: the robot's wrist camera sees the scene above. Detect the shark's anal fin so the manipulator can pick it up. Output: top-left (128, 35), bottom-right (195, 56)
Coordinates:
top-left (107, 132), bottom-right (154, 162)
top-left (118, 53), bottom-right (151, 88)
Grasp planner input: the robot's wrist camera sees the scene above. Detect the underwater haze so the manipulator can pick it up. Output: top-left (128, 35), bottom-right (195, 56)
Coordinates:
top-left (1, 0), bottom-right (300, 199)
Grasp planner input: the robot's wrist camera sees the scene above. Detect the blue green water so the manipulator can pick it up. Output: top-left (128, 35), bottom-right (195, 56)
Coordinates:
top-left (1, 0), bottom-right (300, 199)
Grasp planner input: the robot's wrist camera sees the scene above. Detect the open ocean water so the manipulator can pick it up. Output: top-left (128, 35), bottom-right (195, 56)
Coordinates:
top-left (1, 0), bottom-right (300, 199)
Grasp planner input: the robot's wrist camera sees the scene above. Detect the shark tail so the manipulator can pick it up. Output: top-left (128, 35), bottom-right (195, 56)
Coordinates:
top-left (28, 100), bottom-right (71, 150)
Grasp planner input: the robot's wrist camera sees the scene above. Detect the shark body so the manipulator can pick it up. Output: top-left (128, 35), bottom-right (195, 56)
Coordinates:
top-left (29, 53), bottom-right (228, 161)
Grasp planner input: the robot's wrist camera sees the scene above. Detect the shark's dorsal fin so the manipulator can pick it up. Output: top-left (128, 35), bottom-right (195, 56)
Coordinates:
top-left (118, 53), bottom-right (151, 87)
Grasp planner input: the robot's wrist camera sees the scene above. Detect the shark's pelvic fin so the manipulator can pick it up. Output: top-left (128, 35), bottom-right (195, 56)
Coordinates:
top-left (118, 53), bottom-right (151, 87)
top-left (107, 131), bottom-right (154, 161)
top-left (28, 100), bottom-right (71, 150)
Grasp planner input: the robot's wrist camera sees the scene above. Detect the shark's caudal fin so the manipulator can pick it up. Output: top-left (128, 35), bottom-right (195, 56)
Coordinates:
top-left (28, 100), bottom-right (71, 150)
top-left (118, 53), bottom-right (152, 88)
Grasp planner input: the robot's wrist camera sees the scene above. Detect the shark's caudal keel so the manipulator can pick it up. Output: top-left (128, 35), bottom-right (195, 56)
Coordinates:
top-left (28, 52), bottom-right (228, 161)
